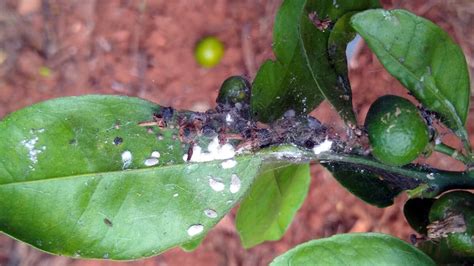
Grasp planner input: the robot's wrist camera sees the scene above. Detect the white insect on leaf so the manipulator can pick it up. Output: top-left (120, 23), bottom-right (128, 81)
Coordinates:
top-left (229, 174), bottom-right (241, 194)
top-left (313, 139), bottom-right (333, 155)
top-left (183, 137), bottom-right (236, 162)
top-left (221, 159), bottom-right (237, 169)
top-left (187, 224), bottom-right (204, 237)
top-left (151, 151), bottom-right (161, 158)
top-left (121, 150), bottom-right (133, 169)
top-left (209, 177), bottom-right (225, 192)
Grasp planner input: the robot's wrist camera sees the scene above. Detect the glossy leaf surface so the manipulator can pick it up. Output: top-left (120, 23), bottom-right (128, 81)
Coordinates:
top-left (403, 198), bottom-right (434, 234)
top-left (0, 95), bottom-right (263, 259)
top-left (324, 162), bottom-right (403, 207)
top-left (236, 164), bottom-right (310, 248)
top-left (251, 0), bottom-right (380, 123)
top-left (351, 9), bottom-right (471, 142)
top-left (181, 236), bottom-right (205, 252)
top-left (271, 233), bottom-right (435, 265)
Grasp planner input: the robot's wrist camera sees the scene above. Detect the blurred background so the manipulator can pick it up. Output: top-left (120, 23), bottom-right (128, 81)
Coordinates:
top-left (0, 0), bottom-right (473, 265)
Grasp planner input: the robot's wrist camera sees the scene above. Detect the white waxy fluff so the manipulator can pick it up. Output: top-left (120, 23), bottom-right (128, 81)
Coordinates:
top-left (313, 139), bottom-right (333, 155)
top-left (182, 137), bottom-right (236, 162)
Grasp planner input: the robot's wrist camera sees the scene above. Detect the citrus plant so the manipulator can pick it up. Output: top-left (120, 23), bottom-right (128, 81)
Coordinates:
top-left (0, 0), bottom-right (473, 264)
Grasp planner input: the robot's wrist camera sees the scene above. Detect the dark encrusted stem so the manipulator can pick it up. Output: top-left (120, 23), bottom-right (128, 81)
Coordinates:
top-left (152, 106), bottom-right (474, 198)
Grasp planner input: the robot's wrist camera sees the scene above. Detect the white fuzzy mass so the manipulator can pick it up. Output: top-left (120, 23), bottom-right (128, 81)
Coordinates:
top-left (183, 137), bottom-right (236, 162)
top-left (312, 139), bottom-right (333, 155)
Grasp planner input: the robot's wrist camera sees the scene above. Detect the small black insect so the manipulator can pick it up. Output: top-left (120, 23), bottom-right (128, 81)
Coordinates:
top-left (152, 113), bottom-right (167, 128)
top-left (306, 116), bottom-right (323, 130)
top-left (186, 142), bottom-right (194, 161)
top-left (113, 136), bottom-right (123, 145)
top-left (161, 107), bottom-right (174, 122)
top-left (235, 121), bottom-right (252, 139)
top-left (202, 124), bottom-right (217, 137)
top-left (420, 108), bottom-right (440, 127)
top-left (409, 234), bottom-right (426, 245)
top-left (104, 218), bottom-right (113, 227)
top-left (303, 139), bottom-right (315, 149)
top-left (419, 106), bottom-right (440, 140)
top-left (255, 128), bottom-right (274, 148)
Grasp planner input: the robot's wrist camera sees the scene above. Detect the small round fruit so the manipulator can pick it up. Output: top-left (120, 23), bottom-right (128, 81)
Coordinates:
top-left (365, 95), bottom-right (429, 166)
top-left (428, 191), bottom-right (474, 258)
top-left (217, 76), bottom-right (251, 106)
top-left (194, 36), bottom-right (224, 68)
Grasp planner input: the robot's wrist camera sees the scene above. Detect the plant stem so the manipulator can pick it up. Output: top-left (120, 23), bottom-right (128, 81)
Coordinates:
top-left (434, 143), bottom-right (470, 165)
top-left (265, 145), bottom-right (474, 198)
top-left (320, 153), bottom-right (474, 197)
top-left (458, 128), bottom-right (473, 163)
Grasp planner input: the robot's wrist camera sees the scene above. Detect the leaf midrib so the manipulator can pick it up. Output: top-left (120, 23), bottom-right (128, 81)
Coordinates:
top-left (298, 6), bottom-right (356, 124)
top-left (0, 157), bottom-right (252, 187)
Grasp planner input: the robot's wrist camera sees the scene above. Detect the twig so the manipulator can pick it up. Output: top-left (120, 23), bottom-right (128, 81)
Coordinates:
top-left (434, 142), bottom-right (470, 165)
top-left (241, 24), bottom-right (256, 78)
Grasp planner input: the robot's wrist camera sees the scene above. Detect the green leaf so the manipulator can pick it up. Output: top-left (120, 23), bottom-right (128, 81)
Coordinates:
top-left (351, 9), bottom-right (471, 145)
top-left (323, 162), bottom-right (403, 207)
top-left (403, 198), bottom-right (434, 234)
top-left (251, 0), bottom-right (380, 123)
top-left (270, 233), bottom-right (435, 265)
top-left (0, 95), bottom-right (263, 260)
top-left (181, 236), bottom-right (205, 252)
top-left (327, 12), bottom-right (357, 78)
top-left (236, 163), bottom-right (310, 248)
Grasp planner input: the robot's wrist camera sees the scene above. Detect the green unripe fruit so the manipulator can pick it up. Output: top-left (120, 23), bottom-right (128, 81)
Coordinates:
top-left (365, 95), bottom-right (429, 166)
top-left (194, 36), bottom-right (224, 68)
top-left (217, 76), bottom-right (251, 106)
top-left (427, 191), bottom-right (474, 258)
